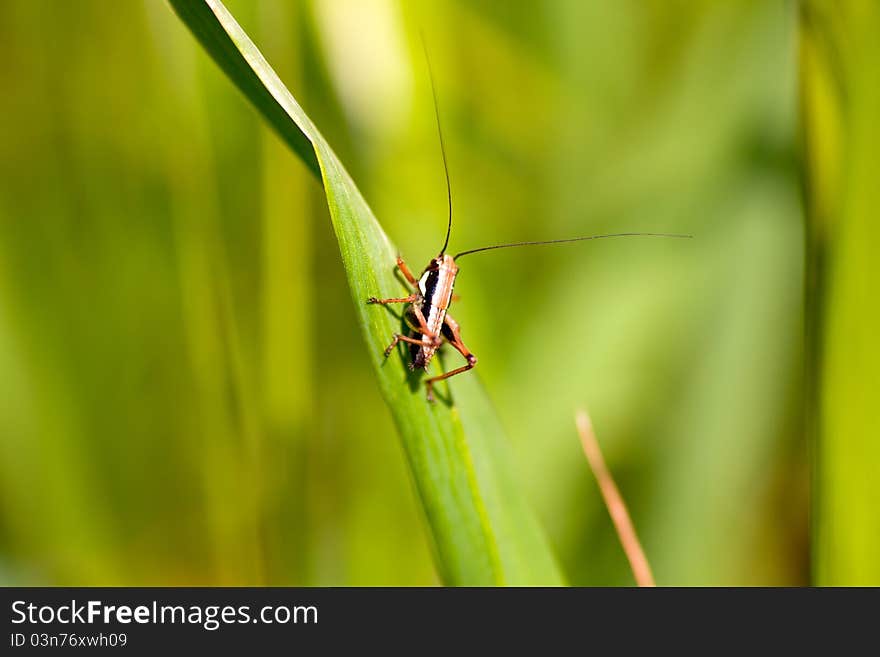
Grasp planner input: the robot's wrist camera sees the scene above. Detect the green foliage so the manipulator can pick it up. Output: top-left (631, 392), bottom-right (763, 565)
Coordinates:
top-left (168, 0), bottom-right (562, 585)
top-left (801, 1), bottom-right (880, 585)
top-left (0, 0), bottom-right (809, 586)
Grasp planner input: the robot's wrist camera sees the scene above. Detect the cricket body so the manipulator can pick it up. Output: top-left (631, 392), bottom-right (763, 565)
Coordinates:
top-left (368, 252), bottom-right (471, 403)
top-left (411, 254), bottom-right (459, 370)
top-left (368, 40), bottom-right (691, 402)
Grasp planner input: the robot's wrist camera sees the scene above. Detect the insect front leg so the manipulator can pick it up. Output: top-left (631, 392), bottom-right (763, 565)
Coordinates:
top-left (395, 256), bottom-right (419, 287)
top-left (367, 293), bottom-right (419, 305)
top-left (366, 256), bottom-right (420, 305)
top-left (424, 313), bottom-right (477, 402)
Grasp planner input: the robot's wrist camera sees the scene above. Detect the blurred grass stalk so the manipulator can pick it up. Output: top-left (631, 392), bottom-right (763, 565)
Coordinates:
top-left (801, 2), bottom-right (880, 584)
top-left (147, 1), bottom-right (266, 583)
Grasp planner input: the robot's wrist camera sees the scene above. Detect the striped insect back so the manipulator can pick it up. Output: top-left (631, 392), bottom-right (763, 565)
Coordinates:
top-left (411, 255), bottom-right (458, 369)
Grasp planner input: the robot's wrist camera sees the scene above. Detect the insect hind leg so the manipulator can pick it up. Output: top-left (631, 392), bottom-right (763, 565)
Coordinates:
top-left (425, 313), bottom-right (477, 402)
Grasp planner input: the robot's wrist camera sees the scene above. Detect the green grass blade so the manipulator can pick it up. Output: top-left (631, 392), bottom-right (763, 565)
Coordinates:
top-left (801, 1), bottom-right (880, 585)
top-left (167, 0), bottom-right (563, 585)
top-left (167, 0), bottom-right (319, 179)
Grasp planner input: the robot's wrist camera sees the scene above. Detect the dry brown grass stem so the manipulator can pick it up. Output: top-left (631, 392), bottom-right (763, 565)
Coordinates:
top-left (575, 409), bottom-right (656, 587)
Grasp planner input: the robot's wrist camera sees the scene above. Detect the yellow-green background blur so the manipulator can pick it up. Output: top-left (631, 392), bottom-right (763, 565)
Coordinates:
top-left (0, 0), bottom-right (810, 585)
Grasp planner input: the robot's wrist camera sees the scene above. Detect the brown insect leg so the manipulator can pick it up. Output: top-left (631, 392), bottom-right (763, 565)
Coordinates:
top-left (368, 256), bottom-right (419, 304)
top-left (383, 333), bottom-right (429, 358)
top-left (396, 256), bottom-right (419, 287)
top-left (368, 256), bottom-right (423, 305)
top-left (371, 292), bottom-right (440, 360)
top-left (425, 313), bottom-right (477, 402)
top-left (367, 293), bottom-right (419, 305)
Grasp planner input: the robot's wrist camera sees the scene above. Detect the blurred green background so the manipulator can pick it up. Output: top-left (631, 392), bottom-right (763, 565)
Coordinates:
top-left (0, 0), bottom-right (809, 585)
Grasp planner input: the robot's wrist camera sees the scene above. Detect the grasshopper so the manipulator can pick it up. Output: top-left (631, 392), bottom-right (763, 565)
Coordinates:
top-left (368, 47), bottom-right (690, 402)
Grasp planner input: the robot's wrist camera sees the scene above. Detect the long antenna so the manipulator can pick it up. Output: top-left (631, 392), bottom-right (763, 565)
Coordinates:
top-left (454, 232), bottom-right (692, 260)
top-left (421, 33), bottom-right (453, 255)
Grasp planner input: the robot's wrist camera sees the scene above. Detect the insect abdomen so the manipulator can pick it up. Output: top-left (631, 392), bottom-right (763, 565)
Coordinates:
top-left (410, 255), bottom-right (458, 370)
